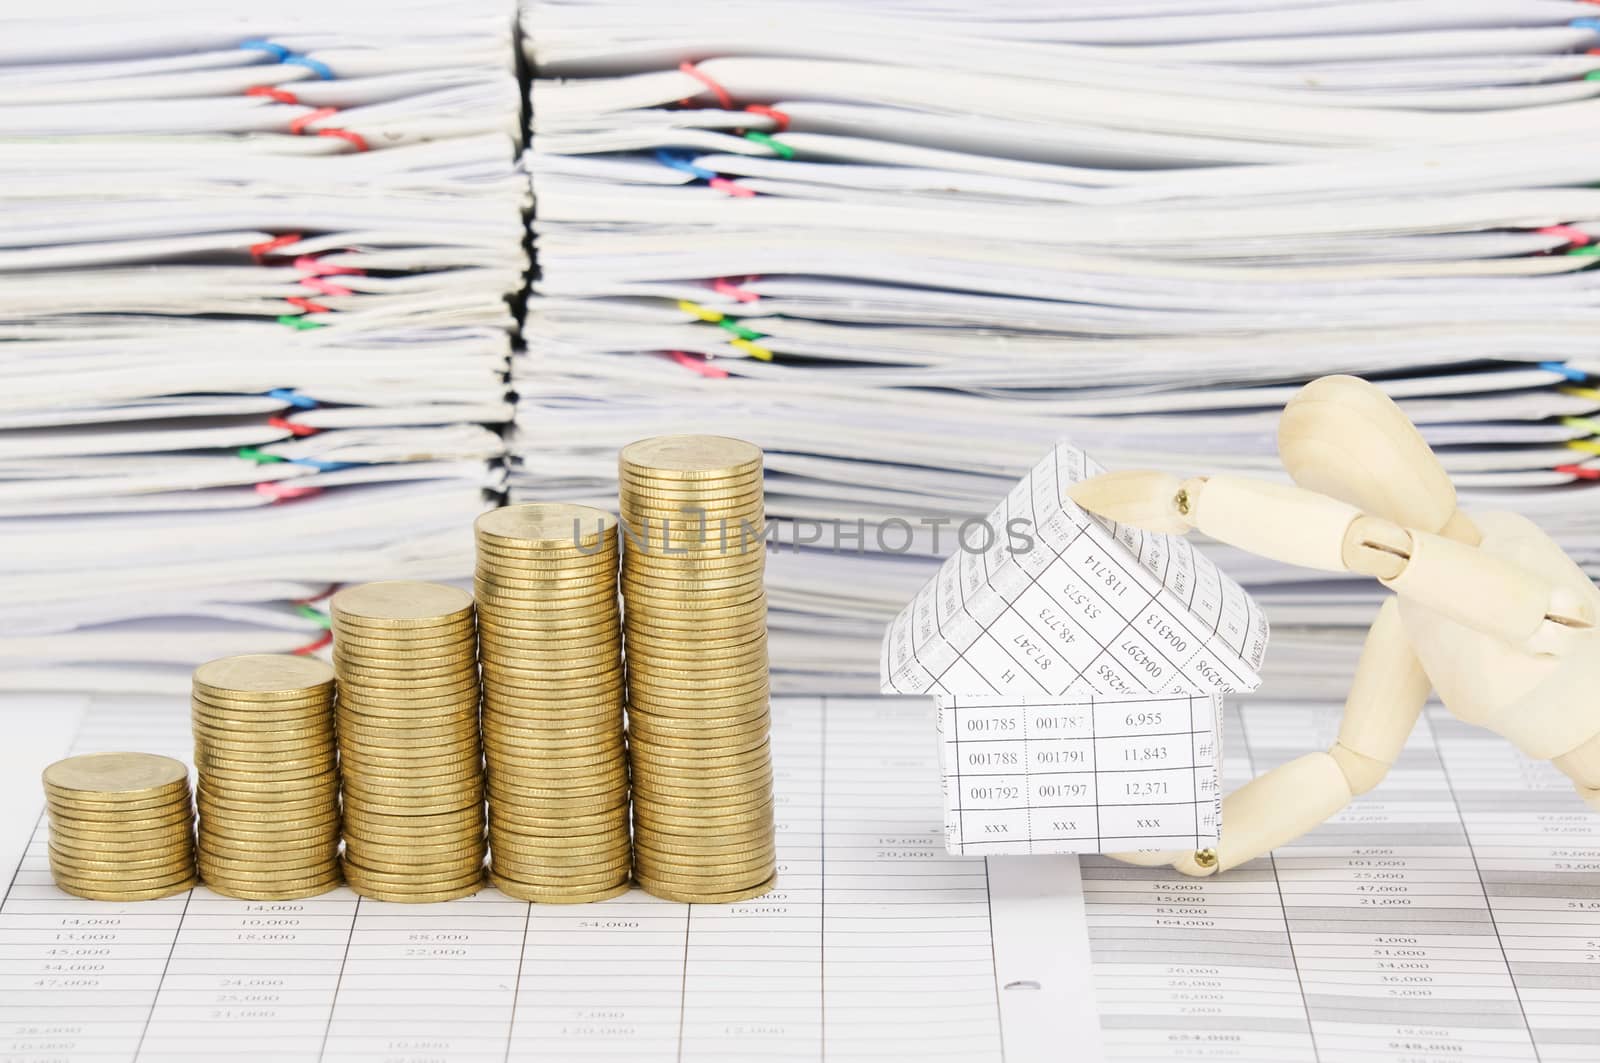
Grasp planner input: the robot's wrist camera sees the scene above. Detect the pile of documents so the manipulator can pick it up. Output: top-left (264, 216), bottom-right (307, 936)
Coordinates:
top-left (514, 0), bottom-right (1600, 690)
top-left (0, 1), bottom-right (527, 691)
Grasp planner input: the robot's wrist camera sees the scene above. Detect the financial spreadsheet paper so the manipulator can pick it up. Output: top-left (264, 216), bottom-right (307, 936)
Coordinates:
top-left (0, 694), bottom-right (1098, 1063)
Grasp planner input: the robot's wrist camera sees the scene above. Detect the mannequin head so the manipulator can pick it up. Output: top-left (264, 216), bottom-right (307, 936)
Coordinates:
top-left (1278, 375), bottom-right (1462, 536)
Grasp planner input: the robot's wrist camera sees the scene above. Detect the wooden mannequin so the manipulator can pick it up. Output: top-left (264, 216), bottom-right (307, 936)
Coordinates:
top-left (1067, 375), bottom-right (1600, 877)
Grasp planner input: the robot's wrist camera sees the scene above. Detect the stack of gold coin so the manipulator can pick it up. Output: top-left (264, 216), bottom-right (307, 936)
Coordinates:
top-left (330, 581), bottom-right (487, 902)
top-left (42, 753), bottom-right (198, 901)
top-left (475, 503), bottom-right (631, 903)
top-left (191, 655), bottom-right (341, 899)
top-left (618, 435), bottom-right (776, 903)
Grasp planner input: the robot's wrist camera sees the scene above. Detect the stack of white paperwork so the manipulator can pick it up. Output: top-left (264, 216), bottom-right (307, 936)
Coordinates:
top-left (514, 0), bottom-right (1600, 692)
top-left (0, 0), bottom-right (527, 692)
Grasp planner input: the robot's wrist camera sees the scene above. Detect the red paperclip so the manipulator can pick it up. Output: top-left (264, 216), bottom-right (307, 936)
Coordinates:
top-left (318, 127), bottom-right (369, 152)
top-left (255, 482), bottom-right (323, 502)
top-left (299, 277), bottom-right (353, 297)
top-left (268, 415), bottom-right (320, 438)
top-left (743, 104), bottom-right (790, 132)
top-left (678, 60), bottom-right (734, 109)
top-left (290, 630), bottom-right (334, 655)
top-left (1539, 225), bottom-right (1592, 248)
top-left (246, 85), bottom-right (301, 105)
top-left (713, 276), bottom-right (761, 303)
top-left (294, 255), bottom-right (364, 278)
top-left (250, 233), bottom-right (302, 261)
top-left (284, 295), bottom-right (331, 314)
top-left (1556, 464), bottom-right (1600, 480)
top-left (709, 176), bottom-right (755, 198)
top-left (288, 107), bottom-right (338, 135)
top-left (666, 350), bottom-right (730, 379)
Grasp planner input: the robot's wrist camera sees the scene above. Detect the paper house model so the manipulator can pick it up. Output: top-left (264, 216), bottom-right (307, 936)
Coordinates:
top-left (880, 441), bottom-right (1270, 856)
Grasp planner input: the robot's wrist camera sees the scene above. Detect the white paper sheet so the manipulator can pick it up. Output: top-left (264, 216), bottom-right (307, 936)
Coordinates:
top-left (0, 694), bottom-right (1101, 1063)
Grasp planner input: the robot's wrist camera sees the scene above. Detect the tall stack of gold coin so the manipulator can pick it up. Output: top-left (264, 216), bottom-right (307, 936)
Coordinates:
top-left (330, 581), bottom-right (486, 902)
top-left (191, 655), bottom-right (341, 899)
top-left (42, 753), bottom-right (198, 901)
top-left (474, 504), bottom-right (631, 903)
top-left (618, 435), bottom-right (776, 903)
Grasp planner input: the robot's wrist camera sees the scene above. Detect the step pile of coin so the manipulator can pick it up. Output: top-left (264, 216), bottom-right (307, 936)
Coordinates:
top-left (42, 752), bottom-right (198, 902)
top-left (191, 655), bottom-right (342, 899)
top-left (331, 581), bottom-right (487, 902)
top-left (475, 504), bottom-right (632, 903)
top-left (618, 436), bottom-right (777, 903)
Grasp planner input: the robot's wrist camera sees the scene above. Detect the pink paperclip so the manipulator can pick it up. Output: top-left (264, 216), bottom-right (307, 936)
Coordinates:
top-left (255, 482), bottom-right (323, 502)
top-left (667, 350), bottom-right (730, 379)
top-left (712, 277), bottom-right (761, 303)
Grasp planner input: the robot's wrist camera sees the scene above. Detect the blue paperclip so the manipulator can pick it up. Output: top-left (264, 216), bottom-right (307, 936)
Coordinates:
top-left (1541, 361), bottom-right (1590, 382)
top-left (267, 388), bottom-right (318, 409)
top-left (240, 39), bottom-right (334, 80)
top-left (655, 149), bottom-right (718, 182)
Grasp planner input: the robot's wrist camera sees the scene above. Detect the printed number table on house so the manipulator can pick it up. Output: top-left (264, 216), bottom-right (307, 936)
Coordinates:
top-left (880, 441), bottom-right (1270, 856)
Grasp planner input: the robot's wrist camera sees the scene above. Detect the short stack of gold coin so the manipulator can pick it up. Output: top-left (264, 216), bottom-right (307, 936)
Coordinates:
top-left (192, 655), bottom-right (342, 899)
top-left (331, 581), bottom-right (486, 902)
top-left (618, 435), bottom-right (777, 903)
top-left (475, 504), bottom-right (631, 903)
top-left (42, 753), bottom-right (198, 902)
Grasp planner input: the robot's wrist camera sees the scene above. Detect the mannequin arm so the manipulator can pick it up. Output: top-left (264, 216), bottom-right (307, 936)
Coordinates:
top-left (1068, 471), bottom-right (1594, 655)
top-left (1111, 598), bottom-right (1431, 876)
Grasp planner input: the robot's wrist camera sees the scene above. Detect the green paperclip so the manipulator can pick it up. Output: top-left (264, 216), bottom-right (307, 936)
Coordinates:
top-left (1567, 245), bottom-right (1600, 257)
top-left (277, 314), bottom-right (326, 330)
top-left (237, 447), bottom-right (286, 464)
top-left (717, 318), bottom-right (766, 342)
top-left (295, 604), bottom-right (333, 629)
top-left (744, 131), bottom-right (795, 160)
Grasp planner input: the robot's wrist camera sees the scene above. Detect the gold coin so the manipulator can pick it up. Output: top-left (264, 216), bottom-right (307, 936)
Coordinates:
top-left (480, 681), bottom-right (623, 709)
top-left (47, 850), bottom-right (193, 878)
top-left (47, 822), bottom-right (193, 849)
top-left (632, 775), bottom-right (774, 804)
top-left (472, 591), bottom-right (619, 618)
top-left (487, 789), bottom-right (629, 817)
top-left (332, 651), bottom-right (477, 677)
top-left (619, 594), bottom-right (766, 622)
top-left (476, 542), bottom-right (617, 567)
top-left (631, 860), bottom-right (775, 892)
top-left (488, 834), bottom-right (631, 862)
top-left (624, 650), bottom-right (768, 679)
top-left (49, 863), bottom-right (196, 891)
top-left (190, 703), bottom-right (333, 729)
top-left (340, 791), bottom-right (483, 818)
top-left (201, 877), bottom-right (339, 902)
top-left (632, 824), bottom-right (773, 853)
top-left (333, 669), bottom-right (481, 695)
top-left (622, 621), bottom-right (768, 648)
top-left (633, 797), bottom-right (773, 826)
top-left (200, 815), bottom-right (341, 842)
top-left (620, 436), bottom-right (762, 477)
top-left (632, 842), bottom-right (775, 872)
top-left (342, 849), bottom-right (484, 877)
top-left (478, 628), bottom-right (620, 653)
top-left (195, 768), bottom-right (337, 796)
top-left (478, 635), bottom-right (619, 660)
top-left (634, 869), bottom-right (776, 904)
top-left (618, 488), bottom-right (763, 512)
top-left (486, 771), bottom-right (627, 797)
top-left (487, 802), bottom-right (627, 828)
top-left (340, 811), bottom-right (484, 839)
top-left (345, 837), bottom-right (485, 864)
top-left (47, 832), bottom-right (193, 860)
top-left (481, 733), bottom-right (623, 758)
top-left (479, 652), bottom-right (621, 678)
top-left (195, 752), bottom-right (337, 778)
top-left (487, 874), bottom-right (629, 904)
top-left (47, 808), bottom-right (194, 837)
top-left (625, 678), bottom-right (768, 704)
top-left (341, 872), bottom-right (485, 896)
top-left (337, 693), bottom-right (480, 720)
top-left (193, 654), bottom-right (335, 701)
top-left (487, 856), bottom-right (633, 885)
top-left (481, 717), bottom-right (619, 742)
top-left (628, 723), bottom-right (768, 752)
top-left (476, 503), bottom-right (616, 548)
top-left (473, 564), bottom-right (617, 591)
top-left (53, 876), bottom-right (198, 902)
top-left (627, 702), bottom-right (768, 728)
top-left (618, 466), bottom-right (762, 491)
top-left (43, 790), bottom-right (189, 818)
top-left (331, 581), bottom-right (474, 626)
top-left (338, 742), bottom-right (482, 767)
top-left (191, 714), bottom-right (334, 740)
top-left (332, 621), bottom-right (478, 651)
top-left (42, 752), bottom-right (189, 801)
